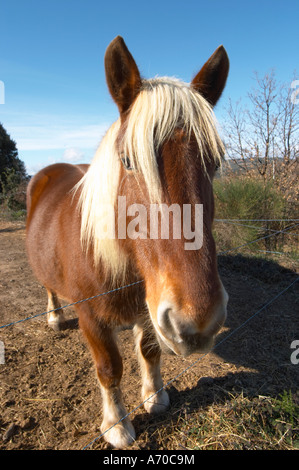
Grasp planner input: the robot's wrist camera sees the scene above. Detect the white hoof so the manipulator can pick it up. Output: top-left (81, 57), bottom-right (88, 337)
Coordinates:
top-left (101, 419), bottom-right (135, 449)
top-left (47, 313), bottom-right (66, 331)
top-left (143, 389), bottom-right (169, 415)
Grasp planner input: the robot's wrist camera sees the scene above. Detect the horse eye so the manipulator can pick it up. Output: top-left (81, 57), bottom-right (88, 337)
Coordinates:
top-left (215, 159), bottom-right (222, 172)
top-left (120, 154), bottom-right (134, 171)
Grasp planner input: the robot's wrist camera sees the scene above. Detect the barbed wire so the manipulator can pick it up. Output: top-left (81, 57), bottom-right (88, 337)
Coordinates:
top-left (0, 223), bottom-right (297, 331)
top-left (218, 223), bottom-right (298, 256)
top-left (0, 280), bottom-right (143, 330)
top-left (215, 219), bottom-right (299, 222)
top-left (215, 219), bottom-right (298, 234)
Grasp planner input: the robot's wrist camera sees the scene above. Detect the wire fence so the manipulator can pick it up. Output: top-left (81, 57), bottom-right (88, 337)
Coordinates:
top-left (0, 280), bottom-right (144, 330)
top-left (0, 220), bottom-right (297, 331)
top-left (215, 219), bottom-right (299, 222)
top-left (0, 218), bottom-right (298, 449)
top-left (216, 219), bottom-right (299, 234)
top-left (217, 221), bottom-right (299, 256)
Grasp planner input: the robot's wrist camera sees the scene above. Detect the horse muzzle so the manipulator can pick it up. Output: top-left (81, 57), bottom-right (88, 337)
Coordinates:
top-left (156, 325), bottom-right (215, 357)
top-left (152, 289), bottom-right (228, 357)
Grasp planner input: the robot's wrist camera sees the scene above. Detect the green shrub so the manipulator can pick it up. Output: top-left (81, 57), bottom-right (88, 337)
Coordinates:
top-left (213, 177), bottom-right (289, 252)
top-left (0, 168), bottom-right (27, 212)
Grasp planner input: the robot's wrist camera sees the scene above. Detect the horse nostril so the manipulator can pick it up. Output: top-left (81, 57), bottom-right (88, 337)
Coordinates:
top-left (157, 304), bottom-right (185, 344)
top-left (158, 306), bottom-right (172, 335)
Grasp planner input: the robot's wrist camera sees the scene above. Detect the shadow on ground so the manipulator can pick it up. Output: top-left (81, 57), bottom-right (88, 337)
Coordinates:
top-left (127, 254), bottom-right (298, 449)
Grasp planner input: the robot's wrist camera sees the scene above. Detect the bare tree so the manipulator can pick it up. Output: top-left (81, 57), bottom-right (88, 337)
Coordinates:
top-left (277, 72), bottom-right (299, 165)
top-left (224, 98), bottom-right (249, 172)
top-left (223, 69), bottom-right (298, 188)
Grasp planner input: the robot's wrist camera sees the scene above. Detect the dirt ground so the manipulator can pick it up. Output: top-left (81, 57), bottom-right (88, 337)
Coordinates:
top-left (0, 219), bottom-right (298, 450)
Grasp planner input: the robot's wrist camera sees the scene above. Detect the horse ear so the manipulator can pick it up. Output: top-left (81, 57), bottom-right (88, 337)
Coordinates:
top-left (191, 46), bottom-right (229, 107)
top-left (105, 36), bottom-right (142, 114)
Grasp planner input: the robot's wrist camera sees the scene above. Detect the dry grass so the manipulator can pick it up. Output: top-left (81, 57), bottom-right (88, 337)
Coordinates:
top-left (167, 392), bottom-right (298, 450)
top-left (127, 388), bottom-right (299, 451)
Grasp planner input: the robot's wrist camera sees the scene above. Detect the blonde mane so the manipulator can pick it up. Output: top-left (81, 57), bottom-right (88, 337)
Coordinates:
top-left (75, 77), bottom-right (224, 283)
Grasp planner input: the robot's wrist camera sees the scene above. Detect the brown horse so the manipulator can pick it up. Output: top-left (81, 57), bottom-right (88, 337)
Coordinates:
top-left (26, 36), bottom-right (229, 448)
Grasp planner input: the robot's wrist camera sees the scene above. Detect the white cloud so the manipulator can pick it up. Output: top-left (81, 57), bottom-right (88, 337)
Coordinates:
top-left (25, 148), bottom-right (86, 175)
top-left (2, 109), bottom-right (113, 153)
top-left (63, 147), bottom-right (84, 163)
top-left (9, 122), bottom-right (109, 152)
top-left (3, 109), bottom-right (119, 174)
top-left (26, 161), bottom-right (49, 175)
top-left (4, 116), bottom-right (112, 175)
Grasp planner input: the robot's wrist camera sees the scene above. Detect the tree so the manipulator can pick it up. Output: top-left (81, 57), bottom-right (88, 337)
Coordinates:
top-left (223, 70), bottom-right (298, 198)
top-left (0, 122), bottom-right (27, 193)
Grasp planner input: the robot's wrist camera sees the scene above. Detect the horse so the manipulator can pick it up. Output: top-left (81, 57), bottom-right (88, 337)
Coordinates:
top-left (26, 36), bottom-right (229, 449)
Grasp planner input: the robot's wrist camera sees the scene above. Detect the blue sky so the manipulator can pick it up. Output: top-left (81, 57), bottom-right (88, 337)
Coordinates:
top-left (1, 0), bottom-right (298, 175)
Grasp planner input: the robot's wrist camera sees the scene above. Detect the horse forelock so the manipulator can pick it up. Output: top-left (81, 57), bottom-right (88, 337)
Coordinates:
top-left (122, 77), bottom-right (224, 201)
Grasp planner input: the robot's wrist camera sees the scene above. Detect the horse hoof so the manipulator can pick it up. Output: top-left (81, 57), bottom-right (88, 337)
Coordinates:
top-left (48, 320), bottom-right (66, 331)
top-left (143, 389), bottom-right (169, 415)
top-left (101, 419), bottom-right (136, 449)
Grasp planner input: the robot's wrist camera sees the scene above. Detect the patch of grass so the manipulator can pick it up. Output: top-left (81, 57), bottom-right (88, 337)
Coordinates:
top-left (138, 390), bottom-right (299, 451)
top-left (0, 205), bottom-right (26, 221)
top-left (274, 390), bottom-right (299, 428)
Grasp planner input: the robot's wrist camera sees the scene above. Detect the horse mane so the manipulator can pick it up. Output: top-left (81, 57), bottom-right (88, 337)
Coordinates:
top-left (74, 77), bottom-right (224, 283)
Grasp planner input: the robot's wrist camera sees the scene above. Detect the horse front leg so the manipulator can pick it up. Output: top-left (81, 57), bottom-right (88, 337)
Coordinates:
top-left (78, 307), bottom-right (135, 449)
top-left (46, 289), bottom-right (66, 331)
top-left (134, 318), bottom-right (169, 414)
